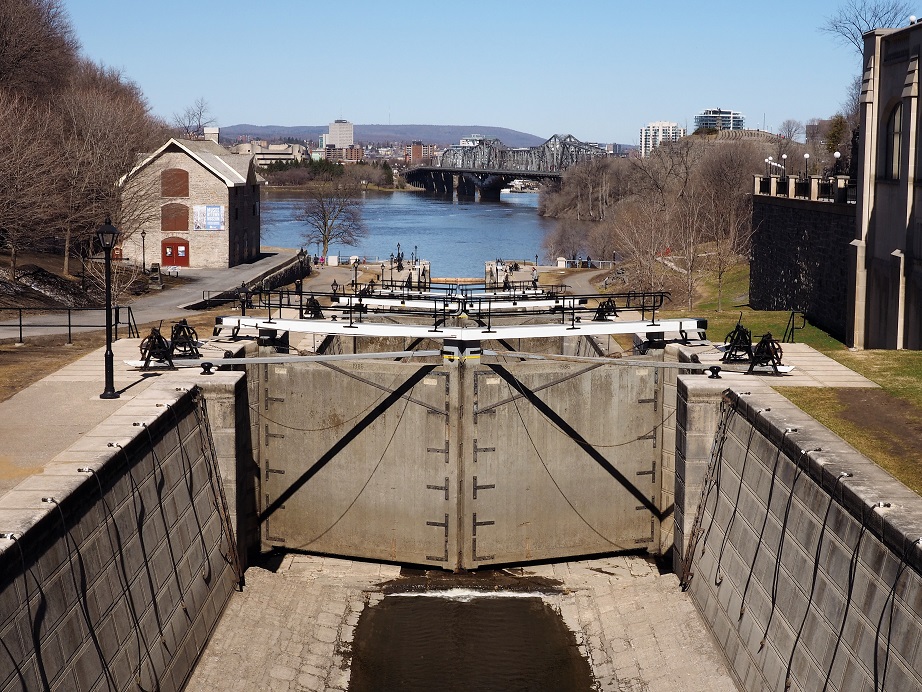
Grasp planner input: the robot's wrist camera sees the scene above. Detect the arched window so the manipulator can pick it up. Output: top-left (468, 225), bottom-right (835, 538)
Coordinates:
top-left (161, 203), bottom-right (189, 232)
top-left (161, 168), bottom-right (189, 197)
top-left (885, 103), bottom-right (902, 180)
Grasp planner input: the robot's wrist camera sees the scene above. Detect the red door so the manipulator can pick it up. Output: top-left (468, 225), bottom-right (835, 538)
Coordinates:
top-left (161, 237), bottom-right (189, 267)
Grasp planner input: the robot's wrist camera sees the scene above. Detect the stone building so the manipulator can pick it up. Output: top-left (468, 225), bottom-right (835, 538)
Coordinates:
top-left (854, 21), bottom-right (922, 348)
top-left (120, 134), bottom-right (263, 270)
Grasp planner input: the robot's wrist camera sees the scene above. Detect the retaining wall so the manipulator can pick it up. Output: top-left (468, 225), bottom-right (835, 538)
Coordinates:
top-left (677, 376), bottom-right (922, 691)
top-left (750, 196), bottom-right (854, 342)
top-left (0, 379), bottom-right (246, 692)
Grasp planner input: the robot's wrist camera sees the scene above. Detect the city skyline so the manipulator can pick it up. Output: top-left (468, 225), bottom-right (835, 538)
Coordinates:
top-left (66, 0), bottom-right (870, 144)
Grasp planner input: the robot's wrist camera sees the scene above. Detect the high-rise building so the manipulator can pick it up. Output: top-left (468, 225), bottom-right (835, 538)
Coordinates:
top-left (327, 119), bottom-right (354, 149)
top-left (639, 122), bottom-right (686, 158)
top-left (694, 108), bottom-right (745, 132)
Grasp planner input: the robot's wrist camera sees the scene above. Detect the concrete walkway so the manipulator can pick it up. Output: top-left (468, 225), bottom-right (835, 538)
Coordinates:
top-left (185, 554), bottom-right (739, 692)
top-left (693, 342), bottom-right (879, 388)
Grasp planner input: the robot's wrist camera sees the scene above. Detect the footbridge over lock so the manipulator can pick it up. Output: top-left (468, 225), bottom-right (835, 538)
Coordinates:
top-left (214, 285), bottom-right (705, 570)
top-left (403, 134), bottom-right (608, 201)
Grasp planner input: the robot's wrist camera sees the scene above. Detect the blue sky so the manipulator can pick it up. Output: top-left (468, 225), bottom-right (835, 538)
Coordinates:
top-left (65, 0), bottom-right (873, 144)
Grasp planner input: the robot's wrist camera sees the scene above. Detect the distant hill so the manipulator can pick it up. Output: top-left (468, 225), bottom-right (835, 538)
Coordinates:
top-left (219, 124), bottom-right (549, 148)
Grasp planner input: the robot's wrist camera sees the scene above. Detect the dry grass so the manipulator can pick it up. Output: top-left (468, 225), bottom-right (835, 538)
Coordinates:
top-left (0, 308), bottom-right (230, 404)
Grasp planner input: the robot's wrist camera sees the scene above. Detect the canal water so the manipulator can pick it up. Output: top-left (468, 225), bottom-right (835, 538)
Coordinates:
top-left (349, 568), bottom-right (594, 691)
top-left (261, 189), bottom-right (556, 278)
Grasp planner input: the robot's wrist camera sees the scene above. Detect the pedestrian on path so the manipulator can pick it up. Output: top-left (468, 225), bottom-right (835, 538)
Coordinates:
top-left (531, 266), bottom-right (538, 289)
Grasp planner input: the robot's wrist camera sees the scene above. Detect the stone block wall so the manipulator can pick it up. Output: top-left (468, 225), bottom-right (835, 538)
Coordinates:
top-left (750, 196), bottom-right (855, 342)
top-left (677, 378), bottom-right (922, 691)
top-left (0, 385), bottom-right (241, 692)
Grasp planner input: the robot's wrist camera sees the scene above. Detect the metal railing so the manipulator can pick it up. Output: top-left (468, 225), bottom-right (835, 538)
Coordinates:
top-left (0, 306), bottom-right (139, 343)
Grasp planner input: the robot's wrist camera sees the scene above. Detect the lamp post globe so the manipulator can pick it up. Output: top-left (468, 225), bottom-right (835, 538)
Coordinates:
top-left (97, 218), bottom-right (121, 399)
top-left (833, 150), bottom-right (842, 176)
top-left (781, 153), bottom-right (787, 177)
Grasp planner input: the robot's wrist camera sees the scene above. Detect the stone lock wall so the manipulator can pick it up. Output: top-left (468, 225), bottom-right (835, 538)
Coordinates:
top-left (677, 377), bottom-right (922, 691)
top-left (0, 384), bottom-right (243, 692)
top-left (750, 196), bottom-right (855, 343)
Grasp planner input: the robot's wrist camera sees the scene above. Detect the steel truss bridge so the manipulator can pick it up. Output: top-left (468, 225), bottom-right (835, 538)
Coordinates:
top-left (403, 134), bottom-right (609, 200)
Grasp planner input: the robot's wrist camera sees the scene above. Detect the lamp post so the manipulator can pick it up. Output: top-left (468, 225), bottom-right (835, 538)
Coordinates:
top-left (414, 245), bottom-right (418, 267)
top-left (97, 219), bottom-right (121, 400)
top-left (140, 229), bottom-right (146, 273)
top-left (352, 258), bottom-right (359, 292)
top-left (764, 158), bottom-right (769, 176)
top-left (833, 150), bottom-right (841, 176)
top-left (767, 156), bottom-right (773, 175)
top-left (397, 242), bottom-right (401, 261)
top-left (781, 153), bottom-right (787, 179)
top-left (803, 153), bottom-right (810, 179)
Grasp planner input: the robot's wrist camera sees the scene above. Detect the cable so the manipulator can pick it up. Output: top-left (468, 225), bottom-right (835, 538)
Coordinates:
top-left (192, 395), bottom-right (243, 587)
top-left (784, 471), bottom-right (851, 690)
top-left (248, 368), bottom-right (411, 433)
top-left (714, 425), bottom-right (756, 586)
top-left (297, 385), bottom-right (413, 548)
top-left (874, 536), bottom-right (922, 692)
top-left (503, 375), bottom-right (631, 550)
top-left (46, 498), bottom-right (118, 691)
top-left (738, 433), bottom-right (798, 620)
top-left (822, 522), bottom-right (865, 692)
top-left (760, 448), bottom-right (805, 651)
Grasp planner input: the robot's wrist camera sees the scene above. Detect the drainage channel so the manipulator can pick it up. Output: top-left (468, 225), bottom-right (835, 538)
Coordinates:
top-left (349, 567), bottom-right (594, 692)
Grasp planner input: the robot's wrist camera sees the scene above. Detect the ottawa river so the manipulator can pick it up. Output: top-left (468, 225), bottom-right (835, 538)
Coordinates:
top-left (261, 188), bottom-right (557, 278)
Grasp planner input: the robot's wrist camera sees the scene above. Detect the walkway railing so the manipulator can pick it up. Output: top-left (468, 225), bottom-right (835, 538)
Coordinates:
top-left (0, 306), bottom-right (139, 343)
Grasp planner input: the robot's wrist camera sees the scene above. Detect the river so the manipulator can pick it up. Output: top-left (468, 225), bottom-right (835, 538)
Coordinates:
top-left (260, 189), bottom-right (557, 278)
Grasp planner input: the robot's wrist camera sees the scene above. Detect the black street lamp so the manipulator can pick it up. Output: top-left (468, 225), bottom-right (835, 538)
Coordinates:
top-left (833, 151), bottom-right (841, 176)
top-left (781, 153), bottom-right (787, 179)
top-left (414, 245), bottom-right (418, 266)
top-left (803, 152), bottom-right (810, 179)
top-left (140, 229), bottom-right (146, 273)
top-left (352, 258), bottom-right (359, 292)
top-left (397, 242), bottom-right (401, 261)
top-left (97, 219), bottom-right (121, 400)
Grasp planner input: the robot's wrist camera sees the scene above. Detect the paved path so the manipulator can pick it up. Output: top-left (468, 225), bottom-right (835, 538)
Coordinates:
top-left (185, 554), bottom-right (739, 692)
top-left (0, 248), bottom-right (301, 340)
top-left (693, 342), bottom-right (879, 388)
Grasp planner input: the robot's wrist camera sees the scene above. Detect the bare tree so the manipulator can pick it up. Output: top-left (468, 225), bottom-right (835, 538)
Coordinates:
top-left (172, 97), bottom-right (214, 140)
top-left (295, 175), bottom-right (367, 257)
top-left (672, 184), bottom-right (710, 310)
top-left (54, 61), bottom-right (167, 275)
top-left (0, 0), bottom-right (78, 96)
top-left (821, 0), bottom-right (911, 55)
top-left (0, 93), bottom-right (60, 280)
top-left (697, 144), bottom-right (759, 311)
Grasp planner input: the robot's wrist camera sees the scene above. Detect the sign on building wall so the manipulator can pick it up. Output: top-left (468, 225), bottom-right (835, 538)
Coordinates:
top-left (193, 205), bottom-right (225, 230)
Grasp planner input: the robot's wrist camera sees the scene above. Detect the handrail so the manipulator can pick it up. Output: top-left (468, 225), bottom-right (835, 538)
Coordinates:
top-left (0, 305), bottom-right (138, 343)
top-left (782, 310), bottom-right (806, 343)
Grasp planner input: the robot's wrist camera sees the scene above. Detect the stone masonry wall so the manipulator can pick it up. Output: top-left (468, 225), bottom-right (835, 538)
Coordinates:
top-left (0, 385), bottom-right (241, 692)
top-left (750, 197), bottom-right (854, 342)
top-left (677, 377), bottom-right (922, 691)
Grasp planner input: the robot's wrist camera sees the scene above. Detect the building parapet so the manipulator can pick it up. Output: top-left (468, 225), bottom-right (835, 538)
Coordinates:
top-left (753, 174), bottom-right (857, 204)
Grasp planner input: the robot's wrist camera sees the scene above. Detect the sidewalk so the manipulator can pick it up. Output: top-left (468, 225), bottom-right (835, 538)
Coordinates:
top-left (0, 247), bottom-right (300, 340)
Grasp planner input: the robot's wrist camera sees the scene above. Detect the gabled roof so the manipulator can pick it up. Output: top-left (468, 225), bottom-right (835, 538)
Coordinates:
top-left (123, 137), bottom-right (264, 187)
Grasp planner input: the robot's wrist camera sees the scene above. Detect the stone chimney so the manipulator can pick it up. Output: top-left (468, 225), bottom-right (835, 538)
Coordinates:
top-left (204, 126), bottom-right (220, 144)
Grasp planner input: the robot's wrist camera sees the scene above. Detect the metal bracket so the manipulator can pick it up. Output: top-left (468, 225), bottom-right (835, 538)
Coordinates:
top-left (473, 476), bottom-right (495, 500)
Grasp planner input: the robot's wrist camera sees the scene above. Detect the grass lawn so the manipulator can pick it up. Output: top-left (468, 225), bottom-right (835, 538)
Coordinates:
top-left (661, 263), bottom-right (922, 494)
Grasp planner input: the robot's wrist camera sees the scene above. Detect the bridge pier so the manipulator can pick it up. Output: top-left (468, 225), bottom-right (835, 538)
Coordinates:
top-left (457, 174), bottom-right (476, 198)
top-left (479, 185), bottom-right (502, 202)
